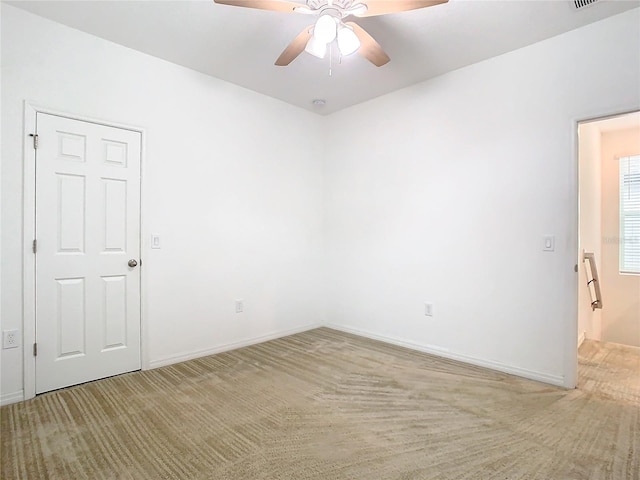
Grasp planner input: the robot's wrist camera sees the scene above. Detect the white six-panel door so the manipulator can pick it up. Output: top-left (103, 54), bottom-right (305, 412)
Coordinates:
top-left (35, 113), bottom-right (141, 394)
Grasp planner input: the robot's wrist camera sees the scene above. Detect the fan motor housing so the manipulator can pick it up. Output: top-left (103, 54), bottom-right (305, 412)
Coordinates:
top-left (308, 0), bottom-right (355, 10)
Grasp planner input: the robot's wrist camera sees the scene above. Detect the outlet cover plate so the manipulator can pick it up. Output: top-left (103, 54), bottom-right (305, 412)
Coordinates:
top-left (3, 329), bottom-right (20, 349)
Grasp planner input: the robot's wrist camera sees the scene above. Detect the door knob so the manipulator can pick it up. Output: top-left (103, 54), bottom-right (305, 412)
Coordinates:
top-left (128, 259), bottom-right (138, 268)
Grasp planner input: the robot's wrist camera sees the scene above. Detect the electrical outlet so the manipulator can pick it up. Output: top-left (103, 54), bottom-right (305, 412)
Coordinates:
top-left (424, 303), bottom-right (434, 317)
top-left (235, 299), bottom-right (244, 313)
top-left (3, 330), bottom-right (20, 349)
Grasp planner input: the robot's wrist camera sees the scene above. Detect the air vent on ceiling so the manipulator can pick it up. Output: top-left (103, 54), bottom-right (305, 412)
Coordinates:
top-left (573, 0), bottom-right (600, 10)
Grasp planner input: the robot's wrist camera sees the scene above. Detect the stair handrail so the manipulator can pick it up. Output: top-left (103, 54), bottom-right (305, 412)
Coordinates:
top-left (583, 251), bottom-right (603, 311)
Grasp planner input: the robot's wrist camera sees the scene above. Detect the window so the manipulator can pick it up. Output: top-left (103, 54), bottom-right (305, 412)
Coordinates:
top-left (619, 155), bottom-right (640, 274)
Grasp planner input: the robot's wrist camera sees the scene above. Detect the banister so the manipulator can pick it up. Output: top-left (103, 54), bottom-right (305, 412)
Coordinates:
top-left (583, 251), bottom-right (603, 311)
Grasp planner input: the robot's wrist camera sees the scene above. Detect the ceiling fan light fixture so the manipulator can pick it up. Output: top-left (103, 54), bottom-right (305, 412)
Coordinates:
top-left (314, 14), bottom-right (337, 44)
top-left (337, 25), bottom-right (361, 56)
top-left (305, 35), bottom-right (327, 59)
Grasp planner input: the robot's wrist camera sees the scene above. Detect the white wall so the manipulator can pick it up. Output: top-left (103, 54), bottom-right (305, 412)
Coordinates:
top-left (324, 9), bottom-right (640, 386)
top-left (600, 127), bottom-right (640, 347)
top-left (1, 5), bottom-right (325, 403)
top-left (3, 5), bottom-right (640, 403)
top-left (578, 123), bottom-right (602, 343)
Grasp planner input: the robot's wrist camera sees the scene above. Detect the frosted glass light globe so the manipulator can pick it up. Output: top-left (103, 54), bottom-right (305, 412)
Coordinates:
top-left (314, 15), bottom-right (337, 44)
top-left (337, 26), bottom-right (360, 56)
top-left (305, 36), bottom-right (327, 58)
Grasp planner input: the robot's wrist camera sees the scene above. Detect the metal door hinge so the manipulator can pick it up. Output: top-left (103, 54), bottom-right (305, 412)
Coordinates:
top-left (33, 239), bottom-right (37, 254)
top-left (33, 343), bottom-right (38, 356)
top-left (29, 133), bottom-right (39, 150)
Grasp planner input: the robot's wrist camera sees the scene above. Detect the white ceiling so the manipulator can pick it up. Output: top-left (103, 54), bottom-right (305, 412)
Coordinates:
top-left (7, 0), bottom-right (640, 114)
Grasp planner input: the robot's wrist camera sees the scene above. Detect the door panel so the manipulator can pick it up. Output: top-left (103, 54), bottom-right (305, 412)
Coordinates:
top-left (57, 173), bottom-right (86, 253)
top-left (35, 113), bottom-right (141, 394)
top-left (103, 179), bottom-right (127, 252)
top-left (101, 275), bottom-right (127, 350)
top-left (56, 277), bottom-right (86, 358)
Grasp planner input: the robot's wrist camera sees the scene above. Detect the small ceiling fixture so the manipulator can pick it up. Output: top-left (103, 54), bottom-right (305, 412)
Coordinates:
top-left (312, 99), bottom-right (327, 106)
top-left (213, 0), bottom-right (449, 67)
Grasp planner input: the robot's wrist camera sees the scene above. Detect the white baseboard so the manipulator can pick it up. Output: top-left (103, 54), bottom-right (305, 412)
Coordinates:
top-left (148, 323), bottom-right (323, 370)
top-left (577, 331), bottom-right (586, 348)
top-left (326, 323), bottom-right (565, 387)
top-left (1, 390), bottom-right (25, 406)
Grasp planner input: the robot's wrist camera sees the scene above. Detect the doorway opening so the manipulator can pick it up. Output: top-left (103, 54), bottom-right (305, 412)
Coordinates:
top-left (577, 110), bottom-right (640, 393)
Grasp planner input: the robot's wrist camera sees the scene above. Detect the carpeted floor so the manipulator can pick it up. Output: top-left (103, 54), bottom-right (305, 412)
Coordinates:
top-left (1, 328), bottom-right (638, 479)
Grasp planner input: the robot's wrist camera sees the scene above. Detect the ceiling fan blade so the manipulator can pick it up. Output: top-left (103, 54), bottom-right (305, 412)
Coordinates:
top-left (213, 0), bottom-right (303, 14)
top-left (345, 22), bottom-right (390, 67)
top-left (354, 0), bottom-right (448, 17)
top-left (275, 26), bottom-right (314, 66)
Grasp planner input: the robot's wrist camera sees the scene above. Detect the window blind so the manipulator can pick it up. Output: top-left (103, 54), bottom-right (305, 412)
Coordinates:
top-left (620, 155), bottom-right (640, 274)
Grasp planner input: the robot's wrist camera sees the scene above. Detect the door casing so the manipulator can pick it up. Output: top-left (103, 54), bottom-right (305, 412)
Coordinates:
top-left (22, 102), bottom-right (149, 401)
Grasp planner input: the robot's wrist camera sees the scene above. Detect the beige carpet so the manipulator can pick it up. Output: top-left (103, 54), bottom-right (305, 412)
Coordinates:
top-left (1, 328), bottom-right (638, 479)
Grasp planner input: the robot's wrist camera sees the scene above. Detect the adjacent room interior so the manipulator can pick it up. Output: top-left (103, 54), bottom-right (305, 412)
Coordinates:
top-left (578, 111), bottom-right (640, 350)
top-left (1, 0), bottom-right (639, 478)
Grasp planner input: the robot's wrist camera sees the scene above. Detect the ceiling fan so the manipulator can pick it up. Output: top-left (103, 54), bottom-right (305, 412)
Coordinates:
top-left (213, 0), bottom-right (448, 67)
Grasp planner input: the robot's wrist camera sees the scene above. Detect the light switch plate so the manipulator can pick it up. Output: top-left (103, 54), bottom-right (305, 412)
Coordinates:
top-left (424, 303), bottom-right (434, 317)
top-left (151, 234), bottom-right (161, 249)
top-left (543, 235), bottom-right (555, 252)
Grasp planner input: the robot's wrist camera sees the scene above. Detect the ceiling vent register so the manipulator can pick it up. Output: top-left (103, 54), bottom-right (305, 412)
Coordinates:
top-left (573, 0), bottom-right (600, 10)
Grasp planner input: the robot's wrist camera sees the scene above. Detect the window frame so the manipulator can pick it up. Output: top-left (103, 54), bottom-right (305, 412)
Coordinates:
top-left (619, 154), bottom-right (640, 275)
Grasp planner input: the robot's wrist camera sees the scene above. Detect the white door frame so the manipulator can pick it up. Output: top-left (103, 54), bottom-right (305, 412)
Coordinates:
top-left (568, 105), bottom-right (640, 389)
top-left (22, 101), bottom-right (149, 400)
